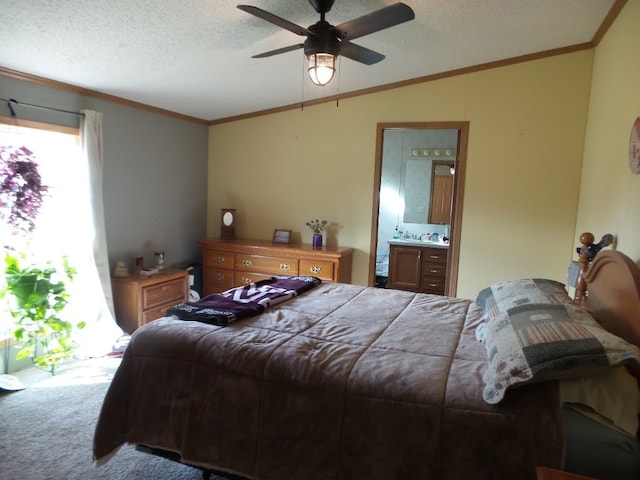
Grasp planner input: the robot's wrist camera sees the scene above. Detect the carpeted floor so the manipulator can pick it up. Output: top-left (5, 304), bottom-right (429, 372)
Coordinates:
top-left (0, 357), bottom-right (232, 480)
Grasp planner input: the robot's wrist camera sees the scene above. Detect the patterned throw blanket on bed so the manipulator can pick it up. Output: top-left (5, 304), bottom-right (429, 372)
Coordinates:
top-left (167, 275), bottom-right (321, 326)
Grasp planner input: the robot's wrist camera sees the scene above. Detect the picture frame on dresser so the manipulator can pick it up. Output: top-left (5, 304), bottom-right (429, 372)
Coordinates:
top-left (272, 229), bottom-right (291, 244)
top-left (133, 256), bottom-right (144, 274)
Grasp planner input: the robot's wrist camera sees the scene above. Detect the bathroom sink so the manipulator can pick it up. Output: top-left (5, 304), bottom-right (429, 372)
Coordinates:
top-left (388, 238), bottom-right (449, 248)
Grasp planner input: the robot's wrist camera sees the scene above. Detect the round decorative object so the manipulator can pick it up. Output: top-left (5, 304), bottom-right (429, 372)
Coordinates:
top-left (220, 208), bottom-right (236, 239)
top-left (629, 116), bottom-right (640, 175)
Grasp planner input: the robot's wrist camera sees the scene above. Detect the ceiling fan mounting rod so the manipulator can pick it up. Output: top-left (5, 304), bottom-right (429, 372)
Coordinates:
top-left (304, 21), bottom-right (340, 56)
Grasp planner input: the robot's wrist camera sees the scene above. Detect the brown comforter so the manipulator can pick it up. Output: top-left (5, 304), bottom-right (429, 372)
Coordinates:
top-left (93, 283), bottom-right (563, 479)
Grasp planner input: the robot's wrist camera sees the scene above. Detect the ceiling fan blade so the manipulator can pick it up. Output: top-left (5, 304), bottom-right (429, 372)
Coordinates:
top-left (335, 3), bottom-right (415, 41)
top-left (237, 5), bottom-right (310, 37)
top-left (339, 41), bottom-right (385, 65)
top-left (307, 0), bottom-right (336, 15)
top-left (251, 44), bottom-right (304, 58)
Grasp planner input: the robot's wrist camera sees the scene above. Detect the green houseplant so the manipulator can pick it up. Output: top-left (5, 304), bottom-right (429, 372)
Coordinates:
top-left (1, 144), bottom-right (84, 374)
top-left (3, 253), bottom-right (84, 374)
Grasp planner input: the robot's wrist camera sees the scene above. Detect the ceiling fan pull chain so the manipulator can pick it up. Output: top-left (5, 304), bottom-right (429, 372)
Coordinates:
top-left (300, 53), bottom-right (306, 111)
top-left (336, 55), bottom-right (342, 108)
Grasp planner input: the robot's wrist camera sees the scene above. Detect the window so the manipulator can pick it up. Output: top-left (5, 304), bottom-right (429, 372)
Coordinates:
top-left (1, 118), bottom-right (116, 356)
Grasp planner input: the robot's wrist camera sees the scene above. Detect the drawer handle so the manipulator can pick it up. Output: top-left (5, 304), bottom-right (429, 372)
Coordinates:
top-left (428, 283), bottom-right (439, 287)
top-left (429, 269), bottom-right (439, 273)
top-left (241, 277), bottom-right (252, 284)
top-left (279, 263), bottom-right (291, 271)
top-left (430, 255), bottom-right (440, 259)
top-left (214, 256), bottom-right (225, 263)
top-left (242, 259), bottom-right (253, 266)
top-left (310, 266), bottom-right (322, 274)
top-left (214, 274), bottom-right (225, 280)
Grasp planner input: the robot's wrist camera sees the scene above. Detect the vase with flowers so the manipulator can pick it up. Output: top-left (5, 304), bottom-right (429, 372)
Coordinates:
top-left (306, 219), bottom-right (327, 249)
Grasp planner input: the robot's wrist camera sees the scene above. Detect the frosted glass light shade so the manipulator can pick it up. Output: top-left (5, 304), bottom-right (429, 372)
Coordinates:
top-left (308, 53), bottom-right (336, 86)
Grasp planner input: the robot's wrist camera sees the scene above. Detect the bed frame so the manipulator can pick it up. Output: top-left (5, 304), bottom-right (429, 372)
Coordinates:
top-left (574, 232), bottom-right (640, 325)
top-left (135, 444), bottom-right (242, 480)
top-left (574, 231), bottom-right (640, 368)
top-left (581, 249), bottom-right (640, 345)
top-left (135, 232), bottom-right (640, 480)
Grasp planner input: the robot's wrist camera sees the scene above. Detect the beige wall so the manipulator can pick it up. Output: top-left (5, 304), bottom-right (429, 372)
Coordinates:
top-left (574, 0), bottom-right (640, 262)
top-left (208, 50), bottom-right (593, 298)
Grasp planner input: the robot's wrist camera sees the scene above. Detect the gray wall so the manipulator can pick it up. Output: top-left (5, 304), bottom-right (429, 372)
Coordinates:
top-left (0, 76), bottom-right (208, 273)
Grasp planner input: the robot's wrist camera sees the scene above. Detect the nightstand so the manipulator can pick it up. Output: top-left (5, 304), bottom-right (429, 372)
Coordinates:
top-left (536, 466), bottom-right (596, 480)
top-left (112, 268), bottom-right (188, 334)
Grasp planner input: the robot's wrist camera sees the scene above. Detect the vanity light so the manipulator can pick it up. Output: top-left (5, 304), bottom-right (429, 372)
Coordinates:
top-left (308, 53), bottom-right (336, 86)
top-left (410, 148), bottom-right (457, 158)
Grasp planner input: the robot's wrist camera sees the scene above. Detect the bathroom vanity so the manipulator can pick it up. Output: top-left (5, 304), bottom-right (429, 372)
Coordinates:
top-left (387, 239), bottom-right (449, 295)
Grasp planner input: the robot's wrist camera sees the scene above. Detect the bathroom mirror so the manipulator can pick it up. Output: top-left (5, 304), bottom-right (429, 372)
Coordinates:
top-left (403, 157), bottom-right (456, 224)
top-left (368, 122), bottom-right (469, 295)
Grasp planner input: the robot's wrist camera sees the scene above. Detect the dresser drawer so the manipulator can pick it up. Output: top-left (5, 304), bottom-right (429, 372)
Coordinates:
top-left (142, 277), bottom-right (186, 309)
top-left (299, 259), bottom-right (335, 281)
top-left (235, 254), bottom-right (299, 276)
top-left (236, 272), bottom-right (273, 286)
top-left (204, 268), bottom-right (234, 293)
top-left (203, 250), bottom-right (234, 269)
top-left (142, 299), bottom-right (181, 325)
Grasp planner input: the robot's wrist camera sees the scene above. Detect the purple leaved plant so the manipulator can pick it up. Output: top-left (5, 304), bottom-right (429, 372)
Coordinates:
top-left (0, 145), bottom-right (48, 235)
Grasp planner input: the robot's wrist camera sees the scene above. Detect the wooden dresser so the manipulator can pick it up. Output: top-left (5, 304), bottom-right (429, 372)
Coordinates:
top-left (199, 238), bottom-right (354, 295)
top-left (387, 243), bottom-right (448, 295)
top-left (112, 268), bottom-right (189, 334)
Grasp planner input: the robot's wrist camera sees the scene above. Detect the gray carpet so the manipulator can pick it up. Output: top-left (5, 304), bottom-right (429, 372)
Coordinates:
top-left (0, 357), bottom-right (232, 480)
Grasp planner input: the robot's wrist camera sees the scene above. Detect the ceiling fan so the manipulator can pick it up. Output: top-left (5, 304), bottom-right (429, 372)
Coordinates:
top-left (237, 1), bottom-right (415, 86)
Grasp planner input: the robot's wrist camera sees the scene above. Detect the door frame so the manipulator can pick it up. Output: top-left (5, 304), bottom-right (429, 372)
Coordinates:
top-left (368, 121), bottom-right (469, 296)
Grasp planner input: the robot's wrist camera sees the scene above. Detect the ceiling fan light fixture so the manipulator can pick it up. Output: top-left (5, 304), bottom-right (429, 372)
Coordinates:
top-left (308, 52), bottom-right (336, 86)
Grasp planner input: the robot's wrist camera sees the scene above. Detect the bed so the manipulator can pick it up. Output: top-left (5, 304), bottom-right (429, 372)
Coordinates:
top-left (93, 234), bottom-right (640, 480)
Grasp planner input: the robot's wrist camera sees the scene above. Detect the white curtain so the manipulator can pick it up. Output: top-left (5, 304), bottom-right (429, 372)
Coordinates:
top-left (76, 110), bottom-right (123, 355)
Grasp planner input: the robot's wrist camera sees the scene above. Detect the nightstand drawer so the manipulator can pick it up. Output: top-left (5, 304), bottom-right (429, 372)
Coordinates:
top-left (142, 277), bottom-right (186, 309)
top-left (235, 254), bottom-right (298, 276)
top-left (142, 299), bottom-right (181, 325)
top-left (299, 259), bottom-right (334, 281)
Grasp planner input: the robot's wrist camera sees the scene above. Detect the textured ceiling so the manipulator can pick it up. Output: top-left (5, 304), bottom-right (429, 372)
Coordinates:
top-left (0, 0), bottom-right (617, 122)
